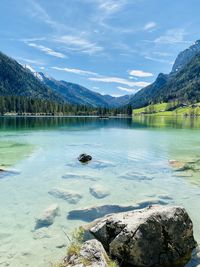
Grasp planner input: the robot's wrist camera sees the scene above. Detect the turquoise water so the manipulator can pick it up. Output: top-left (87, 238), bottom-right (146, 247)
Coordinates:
top-left (0, 116), bottom-right (200, 267)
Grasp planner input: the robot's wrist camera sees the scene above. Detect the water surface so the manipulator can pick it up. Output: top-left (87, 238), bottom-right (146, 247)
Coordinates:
top-left (0, 116), bottom-right (200, 267)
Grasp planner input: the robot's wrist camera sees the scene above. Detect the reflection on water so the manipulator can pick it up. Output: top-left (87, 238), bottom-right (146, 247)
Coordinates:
top-left (0, 116), bottom-right (200, 267)
top-left (133, 115), bottom-right (200, 129)
top-left (1, 115), bottom-right (200, 131)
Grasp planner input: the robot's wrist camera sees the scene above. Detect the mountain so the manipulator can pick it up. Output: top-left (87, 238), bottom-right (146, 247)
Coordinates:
top-left (101, 94), bottom-right (132, 108)
top-left (129, 40), bottom-right (200, 108)
top-left (171, 40), bottom-right (200, 73)
top-left (155, 51), bottom-right (200, 103)
top-left (0, 52), bottom-right (63, 103)
top-left (38, 72), bottom-right (109, 107)
top-left (0, 50), bottom-right (131, 108)
top-left (38, 72), bottom-right (131, 108)
top-left (128, 73), bottom-right (169, 109)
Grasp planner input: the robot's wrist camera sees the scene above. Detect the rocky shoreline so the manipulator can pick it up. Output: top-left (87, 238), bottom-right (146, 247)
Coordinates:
top-left (55, 205), bottom-right (197, 267)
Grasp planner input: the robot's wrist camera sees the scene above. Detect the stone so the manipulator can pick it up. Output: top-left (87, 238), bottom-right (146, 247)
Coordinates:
top-left (0, 168), bottom-right (20, 179)
top-left (89, 184), bottom-right (110, 199)
top-left (62, 173), bottom-right (96, 181)
top-left (63, 239), bottom-right (110, 267)
top-left (67, 199), bottom-right (167, 222)
top-left (118, 171), bottom-right (153, 181)
top-left (89, 205), bottom-right (196, 267)
top-left (35, 204), bottom-right (60, 230)
top-left (48, 188), bottom-right (82, 204)
top-left (78, 154), bottom-right (92, 163)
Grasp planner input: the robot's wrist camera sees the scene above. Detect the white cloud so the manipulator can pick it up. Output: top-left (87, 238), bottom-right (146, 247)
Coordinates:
top-left (145, 56), bottom-right (174, 65)
top-left (144, 22), bottom-right (157, 31)
top-left (52, 67), bottom-right (99, 76)
top-left (27, 43), bottom-right (66, 58)
top-left (154, 29), bottom-right (188, 44)
top-left (129, 69), bottom-right (153, 77)
top-left (117, 86), bottom-right (137, 93)
top-left (98, 0), bottom-right (126, 14)
top-left (27, 0), bottom-right (66, 31)
top-left (16, 57), bottom-right (44, 65)
top-left (89, 76), bottom-right (150, 87)
top-left (55, 35), bottom-right (103, 54)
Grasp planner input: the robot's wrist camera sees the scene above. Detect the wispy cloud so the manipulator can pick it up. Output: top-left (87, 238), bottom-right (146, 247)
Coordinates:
top-left (117, 86), bottom-right (137, 93)
top-left (145, 56), bottom-right (174, 65)
top-left (89, 76), bottom-right (150, 87)
top-left (52, 66), bottom-right (99, 76)
top-left (16, 57), bottom-right (45, 66)
top-left (97, 0), bottom-right (126, 14)
top-left (144, 22), bottom-right (157, 31)
top-left (129, 69), bottom-right (153, 77)
top-left (55, 35), bottom-right (103, 54)
top-left (27, 0), bottom-right (65, 31)
top-left (153, 29), bottom-right (188, 44)
top-left (27, 43), bottom-right (66, 58)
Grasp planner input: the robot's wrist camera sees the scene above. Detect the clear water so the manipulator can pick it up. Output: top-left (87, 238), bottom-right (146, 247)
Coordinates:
top-left (0, 116), bottom-right (200, 267)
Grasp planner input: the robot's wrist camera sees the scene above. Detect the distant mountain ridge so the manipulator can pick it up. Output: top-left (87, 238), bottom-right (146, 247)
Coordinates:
top-left (0, 50), bottom-right (131, 108)
top-left (38, 72), bottom-right (131, 108)
top-left (129, 40), bottom-right (200, 108)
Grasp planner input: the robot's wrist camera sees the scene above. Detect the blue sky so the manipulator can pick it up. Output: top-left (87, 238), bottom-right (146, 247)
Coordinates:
top-left (1, 0), bottom-right (200, 96)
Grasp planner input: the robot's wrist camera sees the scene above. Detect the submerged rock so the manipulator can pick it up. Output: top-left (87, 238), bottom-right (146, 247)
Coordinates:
top-left (35, 204), bottom-right (60, 230)
top-left (118, 171), bottom-right (153, 181)
top-left (89, 184), bottom-right (110, 199)
top-left (0, 168), bottom-right (20, 179)
top-left (48, 188), bottom-right (82, 204)
top-left (62, 173), bottom-right (97, 181)
top-left (78, 154), bottom-right (92, 163)
top-left (89, 205), bottom-right (196, 267)
top-left (169, 159), bottom-right (200, 173)
top-left (169, 159), bottom-right (185, 169)
top-left (63, 239), bottom-right (110, 267)
top-left (67, 199), bottom-right (167, 222)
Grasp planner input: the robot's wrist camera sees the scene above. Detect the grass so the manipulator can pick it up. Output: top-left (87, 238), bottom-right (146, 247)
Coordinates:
top-left (52, 226), bottom-right (119, 267)
top-left (133, 102), bottom-right (200, 116)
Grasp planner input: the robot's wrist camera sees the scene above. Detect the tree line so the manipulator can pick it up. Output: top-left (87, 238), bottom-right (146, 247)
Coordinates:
top-left (0, 96), bottom-right (133, 116)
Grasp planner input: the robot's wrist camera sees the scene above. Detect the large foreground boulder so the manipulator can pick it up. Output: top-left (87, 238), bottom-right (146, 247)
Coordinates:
top-left (89, 205), bottom-right (196, 267)
top-left (64, 239), bottom-right (110, 267)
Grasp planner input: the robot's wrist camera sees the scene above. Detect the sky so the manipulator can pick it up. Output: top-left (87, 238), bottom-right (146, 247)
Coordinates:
top-left (1, 0), bottom-right (200, 97)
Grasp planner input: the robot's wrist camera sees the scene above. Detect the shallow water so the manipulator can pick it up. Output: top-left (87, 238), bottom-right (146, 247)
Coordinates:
top-left (0, 116), bottom-right (200, 267)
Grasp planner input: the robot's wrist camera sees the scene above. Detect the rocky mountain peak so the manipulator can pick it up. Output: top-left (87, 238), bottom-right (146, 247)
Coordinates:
top-left (171, 39), bottom-right (200, 73)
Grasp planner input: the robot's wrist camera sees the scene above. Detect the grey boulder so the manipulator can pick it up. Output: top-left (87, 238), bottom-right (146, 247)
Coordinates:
top-left (90, 205), bottom-right (196, 267)
top-left (64, 239), bottom-right (110, 267)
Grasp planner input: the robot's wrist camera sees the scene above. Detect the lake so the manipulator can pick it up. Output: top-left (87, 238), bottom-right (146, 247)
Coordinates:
top-left (0, 116), bottom-right (200, 267)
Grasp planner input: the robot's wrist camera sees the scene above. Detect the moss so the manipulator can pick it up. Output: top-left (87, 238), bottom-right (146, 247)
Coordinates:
top-left (79, 257), bottom-right (93, 266)
top-left (51, 263), bottom-right (65, 267)
top-left (67, 243), bottom-right (81, 257)
top-left (104, 252), bottom-right (119, 267)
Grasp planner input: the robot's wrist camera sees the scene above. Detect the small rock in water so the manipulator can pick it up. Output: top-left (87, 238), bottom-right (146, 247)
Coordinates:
top-left (62, 173), bottom-right (96, 181)
top-left (67, 199), bottom-right (167, 222)
top-left (78, 153), bottom-right (92, 163)
top-left (48, 188), bottom-right (82, 204)
top-left (0, 168), bottom-right (20, 179)
top-left (35, 204), bottom-right (60, 230)
top-left (89, 184), bottom-right (110, 199)
top-left (33, 228), bottom-right (51, 239)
